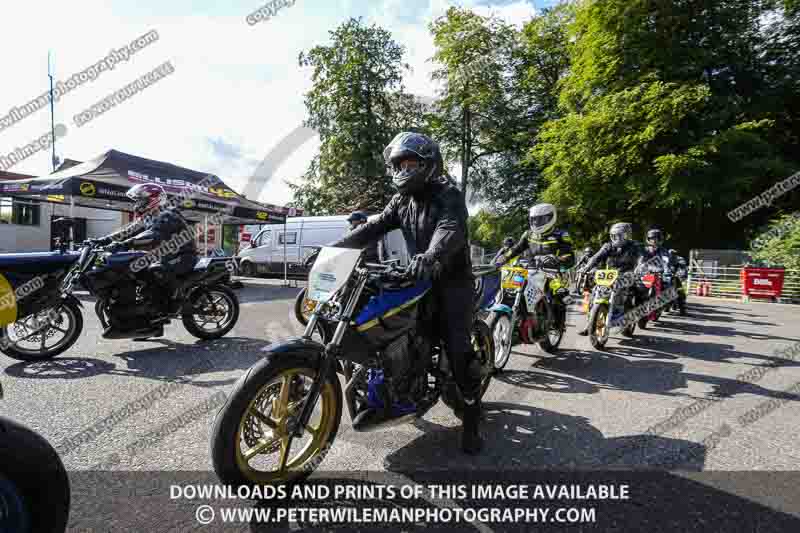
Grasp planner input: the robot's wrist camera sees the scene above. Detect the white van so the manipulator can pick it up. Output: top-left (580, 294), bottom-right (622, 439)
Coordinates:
top-left (237, 215), bottom-right (409, 277)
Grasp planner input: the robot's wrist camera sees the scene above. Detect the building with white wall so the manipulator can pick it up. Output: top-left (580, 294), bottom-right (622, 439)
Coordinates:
top-left (0, 169), bottom-right (126, 252)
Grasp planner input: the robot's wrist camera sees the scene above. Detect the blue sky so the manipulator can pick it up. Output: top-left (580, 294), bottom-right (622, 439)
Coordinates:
top-left (1, 0), bottom-right (556, 206)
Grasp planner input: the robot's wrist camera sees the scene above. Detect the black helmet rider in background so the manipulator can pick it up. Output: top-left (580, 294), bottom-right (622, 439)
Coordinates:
top-left (346, 211), bottom-right (381, 264)
top-left (492, 236), bottom-right (516, 265)
top-left (330, 131), bottom-right (484, 455)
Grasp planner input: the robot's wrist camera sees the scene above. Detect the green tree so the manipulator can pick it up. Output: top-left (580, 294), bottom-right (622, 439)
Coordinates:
top-left (289, 18), bottom-right (427, 215)
top-left (749, 212), bottom-right (800, 269)
top-left (467, 209), bottom-right (528, 251)
top-left (428, 8), bottom-right (516, 203)
top-left (531, 0), bottom-right (800, 252)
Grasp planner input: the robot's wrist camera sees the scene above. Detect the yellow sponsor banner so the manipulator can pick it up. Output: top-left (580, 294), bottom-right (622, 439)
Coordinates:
top-left (0, 274), bottom-right (18, 327)
top-left (47, 194), bottom-right (65, 202)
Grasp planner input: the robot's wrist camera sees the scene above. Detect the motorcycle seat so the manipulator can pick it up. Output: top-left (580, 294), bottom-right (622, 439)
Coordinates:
top-left (0, 251), bottom-right (80, 268)
top-left (0, 251), bottom-right (81, 275)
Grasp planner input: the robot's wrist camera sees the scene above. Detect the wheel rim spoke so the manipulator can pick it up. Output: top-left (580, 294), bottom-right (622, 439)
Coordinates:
top-left (243, 437), bottom-right (280, 461)
top-left (277, 376), bottom-right (292, 418)
top-left (278, 437), bottom-right (292, 472)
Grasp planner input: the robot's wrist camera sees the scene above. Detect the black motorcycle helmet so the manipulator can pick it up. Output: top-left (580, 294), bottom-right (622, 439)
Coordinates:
top-left (646, 228), bottom-right (663, 247)
top-left (384, 132), bottom-right (443, 195)
top-left (503, 236), bottom-right (515, 248)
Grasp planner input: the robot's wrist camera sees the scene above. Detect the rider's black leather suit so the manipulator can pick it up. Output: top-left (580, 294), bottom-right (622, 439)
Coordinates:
top-left (330, 180), bottom-right (481, 398)
top-left (100, 207), bottom-right (198, 325)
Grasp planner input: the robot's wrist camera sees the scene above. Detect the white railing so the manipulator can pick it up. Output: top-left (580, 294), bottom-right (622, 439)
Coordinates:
top-left (687, 264), bottom-right (800, 304)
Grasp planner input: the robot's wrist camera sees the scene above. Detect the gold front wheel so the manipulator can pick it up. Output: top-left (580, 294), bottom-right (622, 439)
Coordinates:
top-left (211, 357), bottom-right (342, 488)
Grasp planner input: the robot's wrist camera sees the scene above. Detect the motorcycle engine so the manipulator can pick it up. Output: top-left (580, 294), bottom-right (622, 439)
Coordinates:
top-left (108, 283), bottom-right (154, 325)
top-left (381, 332), bottom-right (431, 401)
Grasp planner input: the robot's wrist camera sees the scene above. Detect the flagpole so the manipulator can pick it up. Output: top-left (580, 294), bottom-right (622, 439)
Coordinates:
top-left (48, 51), bottom-right (57, 172)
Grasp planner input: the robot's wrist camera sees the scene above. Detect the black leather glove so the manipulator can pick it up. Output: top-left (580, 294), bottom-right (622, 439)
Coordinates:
top-left (536, 255), bottom-right (560, 269)
top-left (409, 253), bottom-right (441, 281)
top-left (106, 241), bottom-right (128, 253)
top-left (87, 237), bottom-right (110, 247)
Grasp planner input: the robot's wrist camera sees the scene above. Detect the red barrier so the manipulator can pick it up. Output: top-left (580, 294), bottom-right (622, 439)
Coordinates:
top-left (742, 267), bottom-right (785, 299)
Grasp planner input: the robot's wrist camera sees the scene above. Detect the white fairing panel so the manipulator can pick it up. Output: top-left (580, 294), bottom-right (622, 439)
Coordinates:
top-left (524, 270), bottom-right (548, 308)
top-left (307, 247), bottom-right (362, 303)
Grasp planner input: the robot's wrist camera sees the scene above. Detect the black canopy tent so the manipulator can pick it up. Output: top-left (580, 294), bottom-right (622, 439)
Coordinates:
top-left (0, 149), bottom-right (292, 225)
top-left (0, 150), bottom-right (303, 281)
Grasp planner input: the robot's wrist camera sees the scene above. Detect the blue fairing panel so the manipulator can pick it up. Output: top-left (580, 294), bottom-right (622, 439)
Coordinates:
top-left (0, 251), bottom-right (80, 269)
top-left (354, 282), bottom-right (431, 327)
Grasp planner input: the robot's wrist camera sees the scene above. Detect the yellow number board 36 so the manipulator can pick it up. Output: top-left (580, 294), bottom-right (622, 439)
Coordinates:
top-left (594, 269), bottom-right (619, 287)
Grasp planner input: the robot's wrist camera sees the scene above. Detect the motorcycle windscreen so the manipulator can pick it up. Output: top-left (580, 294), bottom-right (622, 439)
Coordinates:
top-left (307, 247), bottom-right (362, 303)
top-left (0, 274), bottom-right (18, 326)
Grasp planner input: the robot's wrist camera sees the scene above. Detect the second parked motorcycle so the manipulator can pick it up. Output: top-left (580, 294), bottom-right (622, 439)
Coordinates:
top-left (0, 241), bottom-right (240, 361)
top-left (487, 256), bottom-right (570, 370)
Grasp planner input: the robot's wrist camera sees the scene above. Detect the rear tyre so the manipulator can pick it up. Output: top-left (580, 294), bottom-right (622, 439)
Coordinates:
top-left (183, 284), bottom-right (239, 340)
top-left (0, 300), bottom-right (83, 361)
top-left (210, 355), bottom-right (342, 488)
top-left (442, 320), bottom-right (495, 416)
top-left (0, 416), bottom-right (70, 533)
top-left (621, 322), bottom-right (636, 338)
top-left (588, 303), bottom-right (609, 350)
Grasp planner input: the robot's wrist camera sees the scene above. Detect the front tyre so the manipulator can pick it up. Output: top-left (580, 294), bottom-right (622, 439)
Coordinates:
top-left (588, 303), bottom-right (609, 350)
top-left (183, 284), bottom-right (239, 340)
top-left (0, 416), bottom-right (70, 533)
top-left (539, 303), bottom-right (565, 355)
top-left (488, 312), bottom-right (513, 370)
top-left (211, 355), bottom-right (342, 488)
top-left (0, 299), bottom-right (83, 361)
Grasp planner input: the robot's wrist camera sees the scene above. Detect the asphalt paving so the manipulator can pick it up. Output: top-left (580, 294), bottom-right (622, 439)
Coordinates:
top-left (1, 279), bottom-right (799, 478)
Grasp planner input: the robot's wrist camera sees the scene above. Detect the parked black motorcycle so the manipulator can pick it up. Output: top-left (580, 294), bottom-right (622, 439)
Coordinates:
top-left (0, 379), bottom-right (71, 532)
top-left (0, 241), bottom-right (240, 361)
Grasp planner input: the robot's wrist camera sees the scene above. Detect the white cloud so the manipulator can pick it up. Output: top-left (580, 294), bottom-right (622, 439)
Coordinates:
top-left (0, 0), bottom-right (538, 208)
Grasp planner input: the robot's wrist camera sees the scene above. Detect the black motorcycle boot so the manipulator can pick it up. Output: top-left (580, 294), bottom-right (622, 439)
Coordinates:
top-left (461, 396), bottom-right (483, 455)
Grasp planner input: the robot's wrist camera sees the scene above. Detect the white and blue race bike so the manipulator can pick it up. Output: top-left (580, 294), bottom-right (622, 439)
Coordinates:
top-left (211, 247), bottom-right (499, 487)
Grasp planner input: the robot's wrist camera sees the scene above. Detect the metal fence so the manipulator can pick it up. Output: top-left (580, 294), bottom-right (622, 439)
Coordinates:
top-left (687, 249), bottom-right (800, 304)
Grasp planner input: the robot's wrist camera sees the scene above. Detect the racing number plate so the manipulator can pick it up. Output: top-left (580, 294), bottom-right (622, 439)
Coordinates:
top-left (594, 269), bottom-right (619, 287)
